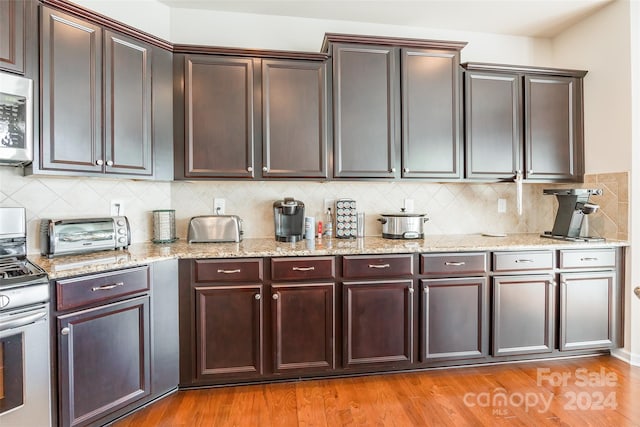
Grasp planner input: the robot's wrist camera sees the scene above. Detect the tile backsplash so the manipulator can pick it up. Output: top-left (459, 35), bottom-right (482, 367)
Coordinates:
top-left (0, 167), bottom-right (628, 254)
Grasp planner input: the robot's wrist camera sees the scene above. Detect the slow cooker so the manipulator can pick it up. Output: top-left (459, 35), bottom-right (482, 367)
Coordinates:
top-left (378, 213), bottom-right (429, 239)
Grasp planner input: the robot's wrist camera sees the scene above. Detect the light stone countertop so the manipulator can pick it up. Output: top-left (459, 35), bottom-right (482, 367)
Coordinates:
top-left (30, 233), bottom-right (629, 279)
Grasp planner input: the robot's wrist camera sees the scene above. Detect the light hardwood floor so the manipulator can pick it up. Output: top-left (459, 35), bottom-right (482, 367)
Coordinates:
top-left (113, 355), bottom-right (640, 426)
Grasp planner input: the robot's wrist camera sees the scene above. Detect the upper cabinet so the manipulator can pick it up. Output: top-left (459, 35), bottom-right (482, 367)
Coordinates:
top-left (324, 35), bottom-right (465, 180)
top-left (175, 51), bottom-right (328, 180)
top-left (29, 5), bottom-right (173, 180)
top-left (0, 0), bottom-right (26, 74)
top-left (463, 63), bottom-right (586, 182)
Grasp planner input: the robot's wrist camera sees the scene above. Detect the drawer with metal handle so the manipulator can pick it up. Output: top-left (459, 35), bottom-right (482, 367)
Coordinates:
top-left (342, 254), bottom-right (414, 279)
top-left (55, 265), bottom-right (149, 311)
top-left (559, 249), bottom-right (616, 269)
top-left (421, 252), bottom-right (487, 275)
top-left (271, 257), bottom-right (335, 281)
top-left (493, 251), bottom-right (554, 272)
top-left (194, 258), bottom-right (263, 282)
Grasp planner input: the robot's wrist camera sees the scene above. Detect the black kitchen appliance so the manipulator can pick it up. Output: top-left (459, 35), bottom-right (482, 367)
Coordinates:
top-left (273, 198), bottom-right (304, 242)
top-left (541, 189), bottom-right (604, 241)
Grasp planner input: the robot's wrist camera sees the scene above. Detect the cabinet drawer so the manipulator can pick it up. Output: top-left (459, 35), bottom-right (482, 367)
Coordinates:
top-left (421, 252), bottom-right (487, 275)
top-left (559, 249), bottom-right (616, 269)
top-left (56, 265), bottom-right (149, 311)
top-left (271, 257), bottom-right (335, 281)
top-left (493, 251), bottom-right (554, 272)
top-left (194, 259), bottom-right (263, 282)
top-left (342, 254), bottom-right (413, 279)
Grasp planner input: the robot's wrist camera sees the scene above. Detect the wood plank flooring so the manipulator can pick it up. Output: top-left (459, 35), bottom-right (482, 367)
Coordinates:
top-left (113, 355), bottom-right (640, 426)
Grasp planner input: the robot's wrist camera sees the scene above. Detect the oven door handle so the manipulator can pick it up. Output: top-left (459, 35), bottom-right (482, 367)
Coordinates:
top-left (0, 310), bottom-right (47, 332)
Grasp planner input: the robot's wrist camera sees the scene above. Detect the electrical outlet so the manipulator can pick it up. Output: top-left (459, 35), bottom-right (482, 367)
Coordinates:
top-left (213, 198), bottom-right (226, 215)
top-left (323, 199), bottom-right (334, 212)
top-left (403, 198), bottom-right (414, 213)
top-left (498, 198), bottom-right (507, 213)
top-left (110, 200), bottom-right (124, 216)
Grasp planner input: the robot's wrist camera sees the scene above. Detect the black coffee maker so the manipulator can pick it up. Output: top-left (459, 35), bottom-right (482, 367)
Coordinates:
top-left (273, 198), bottom-right (305, 242)
top-left (542, 189), bottom-right (604, 241)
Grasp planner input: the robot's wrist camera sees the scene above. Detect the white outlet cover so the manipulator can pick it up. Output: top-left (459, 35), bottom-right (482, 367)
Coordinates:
top-left (403, 198), bottom-right (414, 213)
top-left (213, 198), bottom-right (226, 214)
top-left (110, 200), bottom-right (124, 216)
top-left (498, 198), bottom-right (507, 213)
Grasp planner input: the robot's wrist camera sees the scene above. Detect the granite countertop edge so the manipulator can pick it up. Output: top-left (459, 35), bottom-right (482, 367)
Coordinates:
top-left (30, 233), bottom-right (629, 279)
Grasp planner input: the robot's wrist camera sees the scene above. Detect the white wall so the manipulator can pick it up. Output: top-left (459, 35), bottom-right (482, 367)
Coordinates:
top-left (553, 0), bottom-right (638, 365)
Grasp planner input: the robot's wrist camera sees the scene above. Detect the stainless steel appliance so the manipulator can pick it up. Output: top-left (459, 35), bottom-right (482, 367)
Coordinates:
top-left (378, 212), bottom-right (429, 239)
top-left (273, 198), bottom-right (305, 242)
top-left (0, 72), bottom-right (33, 166)
top-left (40, 216), bottom-right (131, 257)
top-left (542, 188), bottom-right (604, 242)
top-left (0, 207), bottom-right (51, 427)
top-left (187, 215), bottom-right (243, 243)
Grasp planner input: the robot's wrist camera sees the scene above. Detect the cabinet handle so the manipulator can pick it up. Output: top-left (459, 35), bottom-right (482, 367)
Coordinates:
top-left (106, 160), bottom-right (114, 166)
top-left (95, 159), bottom-right (104, 166)
top-left (61, 327), bottom-right (70, 336)
top-left (91, 282), bottom-right (124, 291)
top-left (217, 269), bottom-right (241, 274)
top-left (292, 266), bottom-right (315, 271)
top-left (254, 293), bottom-right (261, 300)
top-left (262, 166), bottom-right (268, 172)
top-left (444, 261), bottom-right (465, 266)
top-left (515, 259), bottom-right (534, 263)
top-left (247, 166), bottom-right (253, 172)
top-left (272, 293), bottom-right (279, 300)
top-left (368, 263), bottom-right (391, 269)
top-left (580, 257), bottom-right (598, 262)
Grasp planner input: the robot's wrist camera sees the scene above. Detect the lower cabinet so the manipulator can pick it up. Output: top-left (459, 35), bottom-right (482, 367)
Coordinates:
top-left (421, 277), bottom-right (489, 361)
top-left (271, 283), bottom-right (335, 373)
top-left (343, 280), bottom-right (414, 366)
top-left (57, 295), bottom-right (151, 427)
top-left (492, 274), bottom-right (556, 356)
top-left (559, 271), bottom-right (615, 351)
top-left (194, 284), bottom-right (263, 380)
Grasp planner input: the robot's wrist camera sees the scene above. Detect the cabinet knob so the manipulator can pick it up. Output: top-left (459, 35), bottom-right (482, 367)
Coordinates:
top-left (272, 293), bottom-right (279, 300)
top-left (61, 327), bottom-right (70, 336)
top-left (403, 168), bottom-right (409, 173)
top-left (424, 287), bottom-right (429, 294)
top-left (254, 293), bottom-right (261, 300)
top-left (95, 159), bottom-right (104, 166)
top-left (106, 160), bottom-right (114, 166)
top-left (634, 287), bottom-right (640, 299)
top-left (528, 170), bottom-right (533, 175)
top-left (262, 166), bottom-right (268, 172)
top-left (247, 166), bottom-right (253, 172)
top-left (390, 168), bottom-right (396, 173)
top-left (408, 288), bottom-right (414, 294)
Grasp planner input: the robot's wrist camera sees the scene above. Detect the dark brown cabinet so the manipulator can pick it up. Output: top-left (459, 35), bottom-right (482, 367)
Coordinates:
top-left (194, 284), bottom-right (264, 379)
top-left (0, 0), bottom-right (25, 73)
top-left (54, 266), bottom-right (152, 427)
top-left (331, 43), bottom-right (398, 178)
top-left (463, 63), bottom-right (586, 182)
top-left (37, 6), bottom-right (168, 178)
top-left (343, 280), bottom-right (414, 366)
top-left (492, 274), bottom-right (556, 356)
top-left (177, 53), bottom-right (328, 179)
top-left (326, 36), bottom-right (465, 180)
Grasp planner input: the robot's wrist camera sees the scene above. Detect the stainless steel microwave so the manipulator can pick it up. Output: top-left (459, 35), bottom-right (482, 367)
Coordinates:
top-left (0, 72), bottom-right (33, 166)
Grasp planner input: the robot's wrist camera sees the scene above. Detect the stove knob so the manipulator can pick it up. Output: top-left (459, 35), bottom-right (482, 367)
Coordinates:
top-left (117, 220), bottom-right (125, 226)
top-left (118, 229), bottom-right (126, 235)
top-left (118, 237), bottom-right (126, 243)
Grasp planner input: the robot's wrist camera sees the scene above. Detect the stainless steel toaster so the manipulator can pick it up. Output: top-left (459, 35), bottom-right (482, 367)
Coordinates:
top-left (187, 215), bottom-right (243, 243)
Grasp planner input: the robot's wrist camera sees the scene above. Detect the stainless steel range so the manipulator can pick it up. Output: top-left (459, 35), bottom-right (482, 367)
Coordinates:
top-left (0, 207), bottom-right (51, 427)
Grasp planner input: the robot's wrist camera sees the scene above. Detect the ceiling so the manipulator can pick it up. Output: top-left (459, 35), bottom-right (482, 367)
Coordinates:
top-left (157, 0), bottom-right (612, 38)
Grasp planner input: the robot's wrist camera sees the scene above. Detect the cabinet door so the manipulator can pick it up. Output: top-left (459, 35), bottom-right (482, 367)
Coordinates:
top-left (184, 55), bottom-right (255, 178)
top-left (401, 48), bottom-right (461, 179)
top-left (332, 44), bottom-right (399, 178)
top-left (194, 284), bottom-right (263, 379)
top-left (103, 30), bottom-right (153, 176)
top-left (271, 283), bottom-right (335, 373)
top-left (40, 7), bottom-right (103, 173)
top-left (493, 275), bottom-right (555, 356)
top-left (0, 0), bottom-right (24, 73)
top-left (262, 59), bottom-right (328, 178)
top-left (421, 277), bottom-right (488, 361)
top-left (525, 75), bottom-right (582, 181)
top-left (464, 71), bottom-right (522, 180)
top-left (58, 296), bottom-right (151, 427)
top-left (560, 271), bottom-right (614, 351)
top-left (343, 280), bottom-right (413, 366)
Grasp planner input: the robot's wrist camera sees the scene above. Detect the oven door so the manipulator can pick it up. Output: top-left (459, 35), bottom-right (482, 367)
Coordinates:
top-left (0, 303), bottom-right (51, 427)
